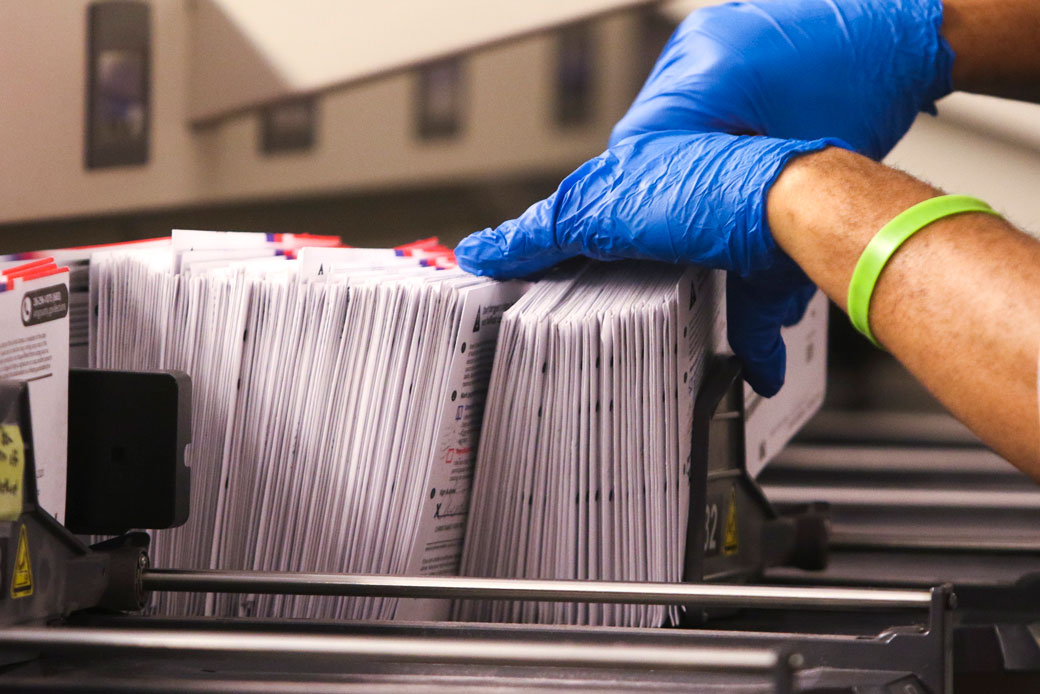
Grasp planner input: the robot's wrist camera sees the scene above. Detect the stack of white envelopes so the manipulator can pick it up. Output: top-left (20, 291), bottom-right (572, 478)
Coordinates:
top-left (457, 261), bottom-right (725, 627)
top-left (90, 230), bottom-right (524, 619)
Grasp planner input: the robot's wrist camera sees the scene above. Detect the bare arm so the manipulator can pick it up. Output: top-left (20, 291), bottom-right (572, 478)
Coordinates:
top-left (944, 0), bottom-right (1040, 102)
top-left (768, 147), bottom-right (1040, 473)
top-left (769, 0), bottom-right (1040, 469)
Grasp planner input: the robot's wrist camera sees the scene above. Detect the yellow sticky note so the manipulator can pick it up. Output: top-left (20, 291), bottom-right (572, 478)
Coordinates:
top-left (0, 425), bottom-right (25, 521)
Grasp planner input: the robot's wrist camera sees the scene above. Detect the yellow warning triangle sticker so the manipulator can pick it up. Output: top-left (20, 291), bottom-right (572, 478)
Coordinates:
top-left (11, 524), bottom-right (33, 598)
top-left (722, 485), bottom-right (739, 556)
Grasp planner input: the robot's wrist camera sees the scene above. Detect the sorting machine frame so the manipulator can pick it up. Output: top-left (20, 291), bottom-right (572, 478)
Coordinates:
top-left (0, 363), bottom-right (1033, 692)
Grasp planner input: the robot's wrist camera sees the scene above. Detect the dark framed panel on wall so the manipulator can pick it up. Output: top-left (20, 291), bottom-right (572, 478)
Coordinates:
top-left (85, 1), bottom-right (151, 169)
top-left (415, 57), bottom-right (465, 140)
top-left (260, 96), bottom-right (318, 155)
top-left (555, 22), bottom-right (597, 127)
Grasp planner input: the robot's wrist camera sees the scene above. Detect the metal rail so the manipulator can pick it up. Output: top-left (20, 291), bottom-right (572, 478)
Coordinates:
top-left (796, 411), bottom-right (980, 448)
top-left (773, 444), bottom-right (1012, 475)
top-left (0, 626), bottom-right (787, 674)
top-left (830, 530), bottom-right (1040, 554)
top-left (142, 570), bottom-right (933, 610)
top-left (762, 484), bottom-right (1040, 510)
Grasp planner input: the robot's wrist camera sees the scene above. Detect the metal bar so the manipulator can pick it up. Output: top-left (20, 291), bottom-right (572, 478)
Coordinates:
top-left (142, 570), bottom-right (932, 610)
top-left (830, 530), bottom-right (1040, 554)
top-left (762, 484), bottom-right (1040, 510)
top-left (772, 445), bottom-right (1013, 475)
top-left (0, 626), bottom-right (785, 674)
top-left (796, 411), bottom-right (979, 446)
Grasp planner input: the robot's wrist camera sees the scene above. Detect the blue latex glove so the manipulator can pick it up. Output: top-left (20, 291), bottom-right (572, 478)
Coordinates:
top-left (455, 131), bottom-right (847, 396)
top-left (611, 0), bottom-right (953, 160)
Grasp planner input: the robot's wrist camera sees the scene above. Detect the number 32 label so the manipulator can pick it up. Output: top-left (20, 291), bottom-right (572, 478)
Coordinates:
top-left (704, 485), bottom-right (740, 558)
top-left (704, 502), bottom-right (720, 556)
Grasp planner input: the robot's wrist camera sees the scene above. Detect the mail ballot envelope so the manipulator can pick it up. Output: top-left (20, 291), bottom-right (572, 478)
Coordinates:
top-left (0, 258), bottom-right (70, 524)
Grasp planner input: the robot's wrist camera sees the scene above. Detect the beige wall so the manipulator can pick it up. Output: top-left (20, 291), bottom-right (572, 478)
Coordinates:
top-left (0, 1), bottom-right (642, 228)
top-left (0, 0), bottom-right (200, 224)
top-left (9, 1), bottom-right (1036, 242)
top-left (190, 12), bottom-right (641, 206)
top-left (888, 95), bottom-right (1040, 236)
top-left (187, 0), bottom-right (650, 123)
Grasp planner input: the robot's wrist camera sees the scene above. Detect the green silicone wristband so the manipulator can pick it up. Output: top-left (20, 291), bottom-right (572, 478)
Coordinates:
top-left (847, 194), bottom-right (1001, 347)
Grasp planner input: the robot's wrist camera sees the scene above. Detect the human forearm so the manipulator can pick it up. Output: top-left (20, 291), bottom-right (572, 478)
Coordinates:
top-left (768, 147), bottom-right (1040, 472)
top-left (943, 0), bottom-right (1040, 102)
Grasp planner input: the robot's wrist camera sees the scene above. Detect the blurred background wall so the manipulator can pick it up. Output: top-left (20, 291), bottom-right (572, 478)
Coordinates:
top-left (3, 2), bottom-right (1039, 246)
top-left (0, 1), bottom-right (661, 251)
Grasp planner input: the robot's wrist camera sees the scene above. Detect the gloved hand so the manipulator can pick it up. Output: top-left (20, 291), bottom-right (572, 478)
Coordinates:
top-left (455, 131), bottom-right (847, 396)
top-left (611, 0), bottom-right (953, 160)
